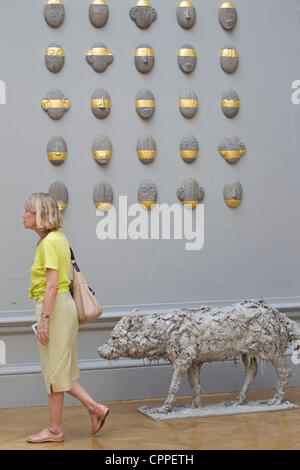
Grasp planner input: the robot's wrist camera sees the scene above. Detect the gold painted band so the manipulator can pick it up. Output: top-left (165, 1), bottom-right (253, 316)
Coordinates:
top-left (179, 99), bottom-right (198, 108)
top-left (46, 47), bottom-right (64, 56)
top-left (183, 201), bottom-right (198, 208)
top-left (220, 2), bottom-right (236, 8)
top-left (178, 49), bottom-right (197, 57)
top-left (48, 152), bottom-right (67, 161)
top-left (221, 49), bottom-right (238, 58)
top-left (138, 150), bottom-right (156, 159)
top-left (225, 199), bottom-right (241, 208)
top-left (140, 201), bottom-right (156, 210)
top-left (136, 0), bottom-right (151, 6)
top-left (180, 150), bottom-right (198, 158)
top-left (220, 150), bottom-right (244, 159)
top-left (87, 48), bottom-right (112, 56)
top-left (179, 1), bottom-right (195, 7)
top-left (221, 99), bottom-right (240, 107)
top-left (46, 0), bottom-right (63, 4)
top-left (42, 99), bottom-right (70, 109)
top-left (57, 203), bottom-right (67, 212)
top-left (93, 150), bottom-right (112, 159)
top-left (135, 48), bottom-right (154, 57)
top-left (136, 100), bottom-right (155, 108)
top-left (91, 99), bottom-right (111, 108)
top-left (91, 0), bottom-right (107, 4)
top-left (95, 202), bottom-right (112, 211)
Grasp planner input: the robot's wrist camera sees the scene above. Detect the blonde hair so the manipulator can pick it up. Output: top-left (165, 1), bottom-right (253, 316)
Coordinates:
top-left (24, 193), bottom-right (63, 231)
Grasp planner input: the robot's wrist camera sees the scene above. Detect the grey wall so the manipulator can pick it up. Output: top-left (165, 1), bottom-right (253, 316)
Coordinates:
top-left (0, 0), bottom-right (300, 407)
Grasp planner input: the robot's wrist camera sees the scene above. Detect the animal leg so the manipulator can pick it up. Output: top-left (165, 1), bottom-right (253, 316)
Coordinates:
top-left (187, 363), bottom-right (202, 408)
top-left (270, 354), bottom-right (291, 405)
top-left (236, 355), bottom-right (257, 405)
top-left (158, 363), bottom-right (188, 413)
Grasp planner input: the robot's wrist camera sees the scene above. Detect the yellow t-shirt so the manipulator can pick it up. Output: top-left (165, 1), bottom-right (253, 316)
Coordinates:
top-left (29, 230), bottom-right (71, 301)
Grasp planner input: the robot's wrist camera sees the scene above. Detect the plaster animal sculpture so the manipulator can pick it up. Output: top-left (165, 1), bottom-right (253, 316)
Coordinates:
top-left (176, 0), bottom-right (196, 30)
top-left (218, 135), bottom-right (245, 165)
top-left (224, 177), bottom-right (242, 208)
top-left (135, 45), bottom-right (155, 74)
top-left (91, 89), bottom-right (111, 119)
top-left (220, 46), bottom-right (239, 74)
top-left (89, 0), bottom-right (109, 28)
top-left (180, 135), bottom-right (199, 163)
top-left (177, 177), bottom-right (204, 209)
top-left (44, 0), bottom-right (65, 28)
top-left (45, 44), bottom-right (65, 73)
top-left (221, 89), bottom-right (240, 118)
top-left (92, 135), bottom-right (112, 165)
top-left (86, 43), bottom-right (113, 73)
top-left (178, 45), bottom-right (197, 74)
top-left (136, 89), bottom-right (155, 120)
top-left (130, 0), bottom-right (157, 30)
top-left (98, 300), bottom-right (300, 413)
top-left (179, 90), bottom-right (198, 119)
top-left (138, 180), bottom-right (157, 210)
top-left (218, 1), bottom-right (237, 31)
top-left (47, 135), bottom-right (67, 166)
top-left (48, 182), bottom-right (68, 212)
top-left (137, 135), bottom-right (157, 164)
top-left (42, 89), bottom-right (70, 120)
top-left (93, 181), bottom-right (113, 211)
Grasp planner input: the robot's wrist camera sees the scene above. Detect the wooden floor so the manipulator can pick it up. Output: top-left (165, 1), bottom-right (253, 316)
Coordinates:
top-left (1, 388), bottom-right (300, 450)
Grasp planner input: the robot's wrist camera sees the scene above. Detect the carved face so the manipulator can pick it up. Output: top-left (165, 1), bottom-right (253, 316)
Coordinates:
top-left (178, 45), bottom-right (197, 73)
top-left (219, 2), bottom-right (237, 31)
top-left (91, 89), bottom-right (111, 119)
top-left (136, 89), bottom-right (155, 119)
top-left (44, 0), bottom-right (65, 28)
top-left (221, 89), bottom-right (240, 118)
top-left (177, 177), bottom-right (205, 209)
top-left (220, 46), bottom-right (239, 74)
top-left (86, 43), bottom-right (113, 73)
top-left (177, 1), bottom-right (196, 29)
top-left (180, 135), bottom-right (199, 163)
top-left (179, 90), bottom-right (198, 118)
top-left (89, 0), bottom-right (109, 28)
top-left (130, 1), bottom-right (157, 30)
top-left (49, 181), bottom-right (68, 212)
top-left (223, 178), bottom-right (242, 208)
top-left (45, 44), bottom-right (65, 73)
top-left (137, 135), bottom-right (156, 164)
top-left (42, 89), bottom-right (70, 120)
top-left (135, 45), bottom-right (155, 74)
top-left (92, 135), bottom-right (112, 165)
top-left (218, 134), bottom-right (245, 164)
top-left (47, 136), bottom-right (67, 166)
top-left (93, 180), bottom-right (113, 211)
top-left (138, 180), bottom-right (157, 210)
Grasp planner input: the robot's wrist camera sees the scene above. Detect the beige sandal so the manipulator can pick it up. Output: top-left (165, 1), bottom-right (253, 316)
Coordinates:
top-left (26, 427), bottom-right (64, 443)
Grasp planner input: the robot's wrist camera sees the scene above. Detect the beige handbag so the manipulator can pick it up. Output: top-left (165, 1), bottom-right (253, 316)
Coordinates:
top-left (70, 248), bottom-right (103, 325)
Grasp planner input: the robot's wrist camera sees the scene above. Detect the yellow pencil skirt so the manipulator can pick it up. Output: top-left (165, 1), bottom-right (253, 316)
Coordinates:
top-left (35, 291), bottom-right (80, 394)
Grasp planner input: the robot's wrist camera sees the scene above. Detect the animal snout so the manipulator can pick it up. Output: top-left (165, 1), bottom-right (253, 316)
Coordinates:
top-left (292, 340), bottom-right (300, 351)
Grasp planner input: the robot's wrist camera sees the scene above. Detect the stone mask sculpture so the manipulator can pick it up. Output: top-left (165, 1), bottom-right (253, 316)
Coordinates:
top-left (91, 89), bottom-right (111, 119)
top-left (130, 0), bottom-right (157, 30)
top-left (224, 177), bottom-right (243, 208)
top-left (177, 177), bottom-right (205, 208)
top-left (218, 1), bottom-right (237, 31)
top-left (221, 89), bottom-right (240, 118)
top-left (180, 135), bottom-right (199, 164)
top-left (86, 43), bottom-right (113, 73)
top-left (44, 0), bottom-right (65, 28)
top-left (93, 181), bottom-right (113, 211)
top-left (92, 135), bottom-right (112, 165)
top-left (138, 180), bottom-right (157, 210)
top-left (218, 134), bottom-right (245, 164)
top-left (47, 136), bottom-right (67, 166)
top-left (136, 89), bottom-right (155, 120)
top-left (49, 181), bottom-right (68, 212)
top-left (45, 44), bottom-right (65, 73)
top-left (220, 46), bottom-right (239, 73)
top-left (178, 45), bottom-right (197, 73)
top-left (179, 90), bottom-right (198, 119)
top-left (137, 135), bottom-right (157, 164)
top-left (42, 89), bottom-right (70, 120)
top-left (135, 45), bottom-right (155, 74)
top-left (176, 0), bottom-right (196, 30)
top-left (89, 0), bottom-right (109, 28)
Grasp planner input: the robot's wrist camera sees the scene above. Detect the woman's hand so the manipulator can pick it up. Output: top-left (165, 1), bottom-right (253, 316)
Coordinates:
top-left (37, 318), bottom-right (49, 345)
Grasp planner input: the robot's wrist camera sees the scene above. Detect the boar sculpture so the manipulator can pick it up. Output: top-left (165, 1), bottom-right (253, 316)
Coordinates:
top-left (98, 300), bottom-right (300, 413)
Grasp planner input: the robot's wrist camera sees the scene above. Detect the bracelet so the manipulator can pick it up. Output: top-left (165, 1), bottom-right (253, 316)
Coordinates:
top-left (41, 313), bottom-right (50, 319)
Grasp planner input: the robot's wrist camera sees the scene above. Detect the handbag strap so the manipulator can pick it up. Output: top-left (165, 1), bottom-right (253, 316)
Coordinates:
top-left (70, 247), bottom-right (80, 273)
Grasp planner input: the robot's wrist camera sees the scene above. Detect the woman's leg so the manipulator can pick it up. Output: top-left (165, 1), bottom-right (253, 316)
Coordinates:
top-left (48, 390), bottom-right (64, 434)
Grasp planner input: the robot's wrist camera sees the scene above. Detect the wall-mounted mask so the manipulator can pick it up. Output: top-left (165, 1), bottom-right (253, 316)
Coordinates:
top-left (49, 181), bottom-right (68, 212)
top-left (93, 181), bottom-right (113, 211)
top-left (177, 178), bottom-right (205, 209)
top-left (89, 0), bottom-right (109, 28)
top-left (179, 90), bottom-right (198, 118)
top-left (92, 135), bottom-right (112, 165)
top-left (224, 178), bottom-right (242, 208)
top-left (47, 136), bottom-right (67, 166)
top-left (138, 180), bottom-right (157, 210)
top-left (220, 45), bottom-right (238, 73)
top-left (44, 0), bottom-right (65, 28)
top-left (136, 89), bottom-right (155, 120)
top-left (86, 43), bottom-right (113, 73)
top-left (218, 134), bottom-right (245, 164)
top-left (137, 135), bottom-right (156, 164)
top-left (219, 2), bottom-right (237, 31)
top-left (91, 89), bottom-right (111, 119)
top-left (178, 45), bottom-right (197, 73)
top-left (130, 0), bottom-right (157, 30)
top-left (45, 44), bottom-right (65, 73)
top-left (135, 45), bottom-right (155, 74)
top-left (177, 1), bottom-right (196, 30)
top-left (221, 89), bottom-right (240, 118)
top-left (180, 135), bottom-right (199, 163)
top-left (42, 89), bottom-right (70, 120)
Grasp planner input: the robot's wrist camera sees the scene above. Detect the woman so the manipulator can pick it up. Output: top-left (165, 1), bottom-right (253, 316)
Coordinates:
top-left (22, 193), bottom-right (109, 443)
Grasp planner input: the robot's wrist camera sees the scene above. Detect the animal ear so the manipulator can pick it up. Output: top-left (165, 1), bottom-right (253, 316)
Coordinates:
top-left (86, 54), bottom-right (94, 65)
top-left (130, 7), bottom-right (138, 20)
top-left (151, 8), bottom-right (157, 21)
top-left (177, 186), bottom-right (185, 202)
top-left (107, 54), bottom-right (114, 65)
top-left (197, 187), bottom-right (205, 202)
